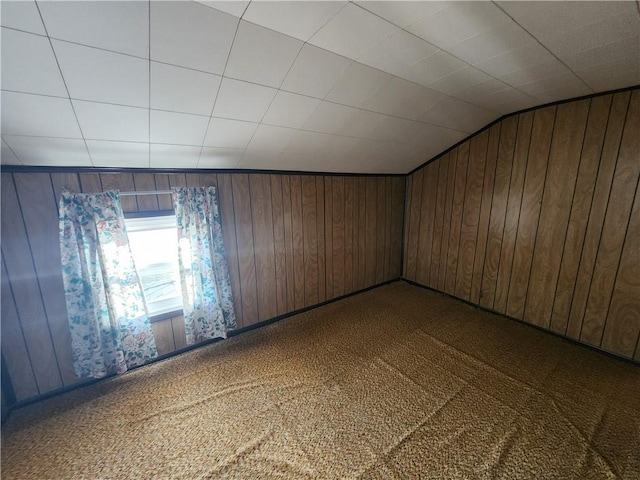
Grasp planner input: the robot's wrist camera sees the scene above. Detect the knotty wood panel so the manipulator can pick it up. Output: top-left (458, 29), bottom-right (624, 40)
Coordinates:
top-left (506, 106), bottom-right (556, 319)
top-left (404, 87), bottom-right (640, 360)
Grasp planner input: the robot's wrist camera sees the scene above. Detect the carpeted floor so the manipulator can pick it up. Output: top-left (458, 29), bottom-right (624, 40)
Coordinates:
top-left (2, 282), bottom-right (639, 479)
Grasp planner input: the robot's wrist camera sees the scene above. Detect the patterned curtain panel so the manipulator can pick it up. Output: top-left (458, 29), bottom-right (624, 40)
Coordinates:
top-left (59, 190), bottom-right (157, 378)
top-left (173, 187), bottom-right (237, 345)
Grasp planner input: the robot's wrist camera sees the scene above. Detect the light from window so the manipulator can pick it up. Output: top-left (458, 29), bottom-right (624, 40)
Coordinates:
top-left (125, 215), bottom-right (183, 317)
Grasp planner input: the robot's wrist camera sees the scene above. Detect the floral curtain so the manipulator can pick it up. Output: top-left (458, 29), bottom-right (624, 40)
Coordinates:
top-left (173, 187), bottom-right (236, 345)
top-left (59, 190), bottom-right (157, 378)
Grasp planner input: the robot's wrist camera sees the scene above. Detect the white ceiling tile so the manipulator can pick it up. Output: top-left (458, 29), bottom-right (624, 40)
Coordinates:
top-left (0, 1), bottom-right (46, 35)
top-left (273, 152), bottom-right (323, 172)
top-left (3, 135), bottom-right (91, 166)
top-left (38, 1), bottom-right (148, 57)
top-left (281, 44), bottom-right (352, 99)
top-left (198, 147), bottom-right (244, 168)
top-left (446, 22), bottom-right (536, 66)
top-left (358, 30), bottom-right (437, 75)
top-left (243, 1), bottom-right (347, 42)
top-left (400, 87), bottom-right (447, 120)
top-left (453, 78), bottom-right (513, 105)
top-left (498, 60), bottom-right (573, 88)
top-left (225, 20), bottom-right (303, 88)
top-left (150, 144), bottom-right (201, 169)
top-left (1, 138), bottom-right (21, 164)
top-left (558, 35), bottom-right (640, 73)
top-left (150, 62), bottom-right (221, 116)
top-left (355, 1), bottom-right (450, 29)
top-left (398, 50), bottom-right (467, 87)
top-left (419, 97), bottom-right (498, 133)
top-left (406, 1), bottom-right (511, 49)
top-left (427, 66), bottom-right (493, 97)
top-left (247, 124), bottom-right (296, 152)
top-left (203, 118), bottom-right (258, 148)
top-left (262, 91), bottom-right (321, 129)
top-left (285, 130), bottom-right (355, 157)
top-left (325, 62), bottom-right (392, 107)
top-left (339, 109), bottom-right (388, 139)
top-left (212, 78), bottom-right (277, 123)
top-left (576, 58), bottom-right (640, 93)
top-left (474, 43), bottom-right (555, 78)
top-left (2, 91), bottom-right (81, 138)
top-left (1, 28), bottom-right (67, 97)
top-left (195, 1), bottom-right (249, 18)
top-left (150, 1), bottom-right (238, 74)
top-left (150, 110), bottom-right (209, 146)
top-left (302, 102), bottom-right (354, 135)
top-left (239, 149), bottom-right (282, 169)
top-left (518, 73), bottom-right (592, 103)
top-left (370, 116), bottom-right (425, 144)
top-left (361, 76), bottom-right (422, 117)
top-left (474, 87), bottom-right (538, 114)
top-left (53, 40), bottom-right (148, 108)
top-left (309, 3), bottom-right (399, 60)
top-left (73, 100), bottom-right (148, 142)
top-left (86, 140), bottom-right (149, 168)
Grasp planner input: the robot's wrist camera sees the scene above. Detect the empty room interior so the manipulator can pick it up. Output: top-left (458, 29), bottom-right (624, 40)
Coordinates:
top-left (1, 0), bottom-right (639, 478)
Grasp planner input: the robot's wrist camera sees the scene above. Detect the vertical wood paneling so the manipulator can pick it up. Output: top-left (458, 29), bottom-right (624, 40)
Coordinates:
top-left (50, 173), bottom-right (81, 209)
top-left (365, 177), bottom-right (378, 287)
top-left (390, 177), bottom-right (404, 279)
top-left (151, 320), bottom-right (176, 356)
top-left (316, 176), bottom-right (326, 303)
top-left (249, 174), bottom-right (277, 322)
top-left (470, 124), bottom-right (500, 304)
top-left (549, 95), bottom-right (612, 334)
top-left (383, 178), bottom-right (393, 281)
top-left (445, 144), bottom-right (469, 295)
top-left (525, 101), bottom-right (589, 327)
top-left (153, 174), bottom-right (173, 210)
top-left (216, 174), bottom-right (244, 328)
top-left (352, 177), bottom-right (360, 286)
top-left (270, 176), bottom-right (287, 317)
top-left (290, 176), bottom-right (305, 309)
top-left (324, 178), bottom-right (334, 299)
top-left (331, 177), bottom-right (345, 298)
top-left (132, 173), bottom-right (159, 211)
top-left (506, 106), bottom-right (556, 319)
top-left (232, 174), bottom-right (259, 326)
top-left (344, 177), bottom-right (354, 293)
top-left (78, 173), bottom-right (102, 194)
top-left (171, 316), bottom-right (187, 350)
top-left (405, 87), bottom-right (640, 360)
top-left (580, 90), bottom-right (640, 347)
top-left (357, 177), bottom-right (367, 290)
top-left (281, 176), bottom-right (296, 313)
top-left (100, 173), bottom-right (137, 212)
top-left (302, 176), bottom-right (319, 307)
top-left (402, 175), bottom-right (413, 277)
top-left (566, 92), bottom-right (631, 339)
top-left (455, 131), bottom-right (488, 300)
top-left (494, 111), bottom-right (533, 312)
top-left (375, 178), bottom-right (386, 284)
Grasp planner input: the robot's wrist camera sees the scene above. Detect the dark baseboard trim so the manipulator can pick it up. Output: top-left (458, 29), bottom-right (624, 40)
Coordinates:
top-left (401, 278), bottom-right (639, 366)
top-left (3, 278), bottom-right (402, 421)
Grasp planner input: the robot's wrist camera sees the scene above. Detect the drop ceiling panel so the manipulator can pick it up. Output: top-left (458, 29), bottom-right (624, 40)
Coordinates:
top-left (1, 28), bottom-right (67, 97)
top-left (361, 76), bottom-right (423, 117)
top-left (355, 1), bottom-right (450, 29)
top-left (198, 147), bottom-right (244, 169)
top-left (246, 124), bottom-right (296, 153)
top-left (37, 1), bottom-right (149, 58)
top-left (195, 1), bottom-right (249, 18)
top-left (474, 43), bottom-right (556, 79)
top-left (150, 62), bottom-right (221, 116)
top-left (324, 62), bottom-right (392, 108)
top-left (309, 3), bottom-right (399, 60)
top-left (203, 118), bottom-right (258, 149)
top-left (398, 50), bottom-right (468, 88)
top-left (2, 92), bottom-right (82, 138)
top-left (0, 1), bottom-right (46, 35)
top-left (150, 110), bottom-right (209, 146)
top-left (1, 138), bottom-right (20, 165)
top-left (280, 44), bottom-right (352, 99)
top-left (262, 91), bottom-right (321, 129)
top-left (53, 40), bottom-right (149, 108)
top-left (150, 1), bottom-right (237, 74)
top-left (302, 102), bottom-right (356, 135)
top-left (426, 66), bottom-right (493, 97)
top-left (150, 144), bottom-right (201, 169)
top-left (243, 1), bottom-right (347, 42)
top-left (225, 20), bottom-right (303, 88)
top-left (3, 135), bottom-right (91, 166)
top-left (357, 29), bottom-right (438, 75)
top-left (86, 140), bottom-right (149, 168)
top-left (212, 78), bottom-right (278, 123)
top-left (73, 100), bottom-right (148, 142)
top-left (419, 97), bottom-right (499, 133)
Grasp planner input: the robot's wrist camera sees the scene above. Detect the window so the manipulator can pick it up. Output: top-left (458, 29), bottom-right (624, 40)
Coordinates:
top-left (125, 215), bottom-right (183, 317)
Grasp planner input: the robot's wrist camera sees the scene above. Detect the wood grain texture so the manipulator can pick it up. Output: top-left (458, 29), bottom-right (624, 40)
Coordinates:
top-left (281, 176), bottom-right (296, 313)
top-left (549, 96), bottom-right (611, 334)
top-left (153, 174), bottom-right (173, 210)
top-left (132, 173), bottom-right (159, 211)
top-left (316, 176), bottom-right (326, 304)
top-left (383, 178), bottom-right (393, 281)
top-left (151, 320), bottom-right (176, 355)
top-left (270, 176), bottom-right (288, 317)
top-left (566, 92), bottom-right (631, 339)
top-left (470, 124), bottom-right (500, 304)
top-left (357, 177), bottom-right (367, 290)
top-left (171, 316), bottom-right (187, 350)
top-left (494, 111), bottom-right (533, 313)
top-left (390, 177), bottom-right (404, 279)
top-left (324, 178), bottom-right (334, 300)
top-left (416, 162), bottom-right (437, 287)
top-left (50, 173), bottom-right (81, 210)
top-left (404, 170), bottom-right (422, 282)
top-left (290, 176), bottom-right (305, 309)
top-left (100, 173), bottom-right (137, 212)
top-left (455, 131), bottom-right (488, 300)
top-left (332, 177), bottom-right (345, 298)
top-left (375, 178), bottom-right (386, 284)
top-left (580, 91), bottom-right (640, 347)
top-left (365, 177), bottom-right (378, 287)
top-left (302, 176), bottom-right (319, 307)
top-left (344, 177), bottom-right (354, 293)
top-left (445, 145), bottom-right (468, 295)
top-left (506, 106), bottom-right (556, 319)
top-left (438, 152), bottom-right (457, 292)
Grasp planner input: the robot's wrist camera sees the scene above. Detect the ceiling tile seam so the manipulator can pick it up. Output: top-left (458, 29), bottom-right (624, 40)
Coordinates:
top-left (195, 12), bottom-right (243, 169)
top-left (239, 1), bottom-right (251, 20)
top-left (491, 1), bottom-right (594, 95)
top-left (34, 0), bottom-right (94, 167)
top-left (0, 25), bottom-right (48, 39)
top-left (1, 138), bottom-right (24, 165)
top-left (352, 1), bottom-right (541, 105)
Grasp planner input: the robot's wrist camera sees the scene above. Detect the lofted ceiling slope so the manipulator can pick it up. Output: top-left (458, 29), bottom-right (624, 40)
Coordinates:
top-left (1, 1), bottom-right (639, 174)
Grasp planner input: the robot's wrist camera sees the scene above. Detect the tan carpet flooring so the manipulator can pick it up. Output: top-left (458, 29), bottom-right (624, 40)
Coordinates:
top-left (2, 282), bottom-right (639, 479)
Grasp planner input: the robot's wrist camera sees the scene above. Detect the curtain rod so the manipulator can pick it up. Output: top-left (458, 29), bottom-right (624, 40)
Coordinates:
top-left (119, 190), bottom-right (172, 196)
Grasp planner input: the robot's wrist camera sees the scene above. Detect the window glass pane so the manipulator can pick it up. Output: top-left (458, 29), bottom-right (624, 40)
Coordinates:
top-left (125, 215), bottom-right (182, 316)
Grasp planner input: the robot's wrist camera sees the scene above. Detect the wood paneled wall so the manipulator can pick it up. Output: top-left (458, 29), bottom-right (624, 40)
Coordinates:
top-left (1, 171), bottom-right (404, 402)
top-left (404, 89), bottom-right (640, 360)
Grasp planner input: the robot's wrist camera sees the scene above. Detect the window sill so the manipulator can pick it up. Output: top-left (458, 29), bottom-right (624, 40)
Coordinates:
top-left (149, 309), bottom-right (184, 323)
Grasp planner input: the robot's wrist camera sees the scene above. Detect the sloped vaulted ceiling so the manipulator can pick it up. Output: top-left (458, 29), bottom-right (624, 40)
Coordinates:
top-left (1, 1), bottom-right (639, 173)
